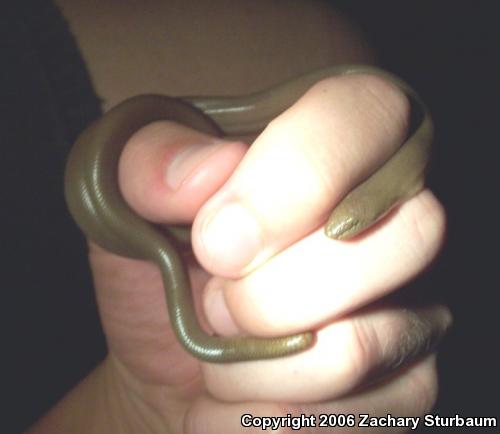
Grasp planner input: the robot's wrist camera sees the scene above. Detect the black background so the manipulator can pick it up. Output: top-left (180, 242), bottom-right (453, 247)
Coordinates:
top-left (336, 1), bottom-right (498, 430)
top-left (2, 1), bottom-right (498, 432)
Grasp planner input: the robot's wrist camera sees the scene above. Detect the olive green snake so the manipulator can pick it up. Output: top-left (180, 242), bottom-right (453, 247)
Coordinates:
top-left (64, 65), bottom-right (432, 363)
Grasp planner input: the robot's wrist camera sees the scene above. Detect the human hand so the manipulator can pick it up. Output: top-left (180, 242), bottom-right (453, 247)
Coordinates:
top-left (83, 73), bottom-right (450, 433)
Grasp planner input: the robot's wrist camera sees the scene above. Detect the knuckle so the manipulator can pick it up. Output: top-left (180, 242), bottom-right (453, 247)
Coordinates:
top-left (344, 306), bottom-right (447, 386)
top-left (384, 305), bottom-right (452, 373)
top-left (346, 318), bottom-right (383, 383)
top-left (353, 73), bottom-right (411, 139)
top-left (307, 73), bottom-right (411, 141)
top-left (400, 191), bottom-right (447, 267)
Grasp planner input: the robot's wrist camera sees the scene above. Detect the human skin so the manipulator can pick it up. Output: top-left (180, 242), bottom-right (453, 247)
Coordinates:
top-left (27, 1), bottom-right (451, 433)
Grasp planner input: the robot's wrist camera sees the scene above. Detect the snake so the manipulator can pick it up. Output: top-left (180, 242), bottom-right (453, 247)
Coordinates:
top-left (64, 65), bottom-right (433, 363)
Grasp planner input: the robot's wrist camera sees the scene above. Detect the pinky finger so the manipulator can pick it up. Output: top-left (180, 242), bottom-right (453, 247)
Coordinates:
top-left (185, 354), bottom-right (439, 434)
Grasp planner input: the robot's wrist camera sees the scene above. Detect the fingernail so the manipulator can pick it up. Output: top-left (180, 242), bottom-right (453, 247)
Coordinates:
top-left (166, 143), bottom-right (222, 190)
top-left (201, 203), bottom-right (262, 272)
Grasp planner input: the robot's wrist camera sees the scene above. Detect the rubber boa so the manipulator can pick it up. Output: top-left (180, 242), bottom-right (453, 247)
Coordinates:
top-left (64, 65), bottom-right (433, 362)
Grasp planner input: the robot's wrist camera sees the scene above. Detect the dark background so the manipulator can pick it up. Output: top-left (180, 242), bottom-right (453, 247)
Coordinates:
top-left (336, 1), bottom-right (498, 430)
top-left (2, 1), bottom-right (498, 432)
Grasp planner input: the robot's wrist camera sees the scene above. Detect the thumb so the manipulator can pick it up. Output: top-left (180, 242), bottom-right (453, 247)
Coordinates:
top-left (118, 120), bottom-right (247, 224)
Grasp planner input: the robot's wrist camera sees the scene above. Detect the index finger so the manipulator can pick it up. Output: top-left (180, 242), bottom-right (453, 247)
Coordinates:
top-left (193, 73), bottom-right (411, 278)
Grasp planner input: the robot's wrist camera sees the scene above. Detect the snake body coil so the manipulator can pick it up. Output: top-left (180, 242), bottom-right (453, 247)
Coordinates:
top-left (64, 65), bottom-right (432, 362)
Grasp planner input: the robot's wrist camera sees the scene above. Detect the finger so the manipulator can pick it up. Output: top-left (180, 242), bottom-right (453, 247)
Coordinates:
top-left (301, 355), bottom-right (439, 433)
top-left (192, 73), bottom-right (411, 278)
top-left (186, 355), bottom-right (439, 434)
top-left (118, 120), bottom-right (247, 223)
top-left (201, 303), bottom-right (451, 403)
top-left (205, 189), bottom-right (446, 335)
